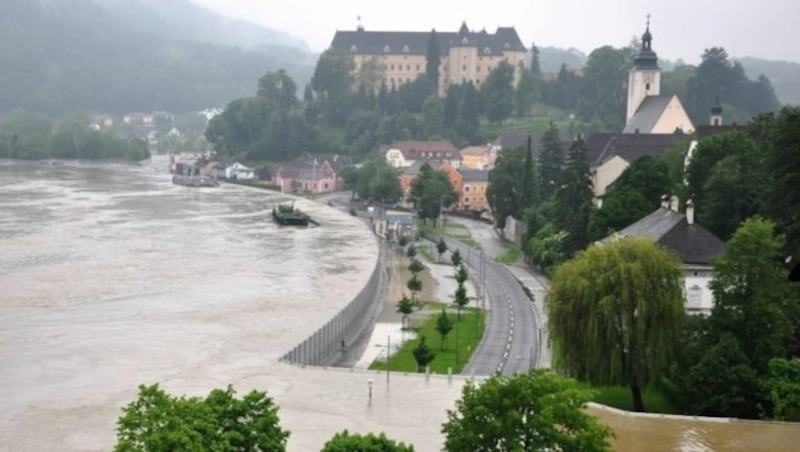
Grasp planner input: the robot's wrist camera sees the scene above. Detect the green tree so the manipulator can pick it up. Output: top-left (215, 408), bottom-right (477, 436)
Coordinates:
top-left (707, 217), bottom-right (796, 374)
top-left (396, 294), bottom-right (415, 330)
top-left (765, 107), bottom-right (800, 253)
top-left (407, 259), bottom-right (425, 302)
top-left (408, 162), bottom-right (457, 226)
top-left (487, 146), bottom-right (525, 228)
top-left (114, 384), bottom-right (289, 451)
top-left (685, 47), bottom-right (780, 124)
top-left (453, 285), bottom-right (469, 321)
top-left (529, 42), bottom-right (541, 74)
top-left (526, 223), bottom-right (568, 274)
top-left (481, 61), bottom-right (515, 124)
top-left (547, 238), bottom-right (686, 412)
top-left (520, 135), bottom-right (538, 212)
top-left (443, 84), bottom-right (461, 127)
top-left (450, 249), bottom-right (462, 267)
top-left (538, 121), bottom-right (563, 200)
top-left (436, 308), bottom-right (454, 350)
top-left (766, 358), bottom-right (800, 421)
top-left (421, 96), bottom-right (445, 138)
top-left (588, 156), bottom-right (671, 240)
top-left (578, 46), bottom-right (631, 130)
top-left (682, 333), bottom-right (762, 418)
top-left (354, 158), bottom-right (402, 203)
top-left (436, 237), bottom-right (448, 262)
top-left (412, 336), bottom-right (435, 372)
top-left (553, 136), bottom-right (594, 254)
top-left (406, 245), bottom-right (417, 259)
top-left (311, 48), bottom-right (353, 101)
top-left (321, 430), bottom-right (414, 452)
top-left (455, 264), bottom-right (468, 285)
top-left (441, 370), bottom-right (613, 452)
top-left (514, 65), bottom-right (539, 117)
top-left (425, 29), bottom-right (441, 94)
top-left (455, 82), bottom-right (480, 140)
top-left (257, 69), bottom-right (298, 111)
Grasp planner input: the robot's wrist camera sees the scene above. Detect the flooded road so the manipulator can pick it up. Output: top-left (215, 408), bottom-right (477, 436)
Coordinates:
top-left (1, 160), bottom-right (797, 451)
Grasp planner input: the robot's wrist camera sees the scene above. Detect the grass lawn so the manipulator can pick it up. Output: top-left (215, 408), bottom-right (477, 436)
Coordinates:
top-left (414, 245), bottom-right (436, 263)
top-left (370, 306), bottom-right (485, 374)
top-left (477, 113), bottom-right (589, 140)
top-left (496, 246), bottom-right (521, 264)
top-left (449, 234), bottom-right (478, 248)
top-left (588, 385), bottom-right (679, 414)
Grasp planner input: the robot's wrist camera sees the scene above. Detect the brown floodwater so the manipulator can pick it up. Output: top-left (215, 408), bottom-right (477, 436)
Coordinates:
top-left (589, 405), bottom-right (800, 451)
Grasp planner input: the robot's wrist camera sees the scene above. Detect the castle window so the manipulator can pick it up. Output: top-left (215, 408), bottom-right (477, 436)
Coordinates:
top-left (461, 37), bottom-right (469, 45)
top-left (476, 65), bottom-right (480, 72)
top-left (402, 45), bottom-right (410, 53)
top-left (484, 47), bottom-right (491, 54)
top-left (416, 64), bottom-right (420, 70)
top-left (390, 64), bottom-right (395, 70)
top-left (646, 83), bottom-right (651, 91)
top-left (503, 42), bottom-right (510, 49)
top-left (350, 45), bottom-right (357, 53)
top-left (383, 45), bottom-right (391, 53)
top-left (406, 64), bottom-right (410, 71)
top-left (462, 64), bottom-right (467, 71)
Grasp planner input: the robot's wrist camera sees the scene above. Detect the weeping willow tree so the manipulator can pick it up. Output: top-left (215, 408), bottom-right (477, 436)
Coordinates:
top-left (547, 237), bottom-right (686, 412)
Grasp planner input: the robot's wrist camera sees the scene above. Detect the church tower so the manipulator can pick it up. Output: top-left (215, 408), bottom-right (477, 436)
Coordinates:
top-left (626, 17), bottom-right (661, 122)
top-left (710, 94), bottom-right (723, 126)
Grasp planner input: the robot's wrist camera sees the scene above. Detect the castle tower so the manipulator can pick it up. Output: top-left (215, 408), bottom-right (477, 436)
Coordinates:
top-left (626, 16), bottom-right (661, 122)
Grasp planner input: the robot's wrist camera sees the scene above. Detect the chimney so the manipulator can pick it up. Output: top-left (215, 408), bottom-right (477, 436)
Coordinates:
top-left (669, 195), bottom-right (679, 212)
top-left (686, 198), bottom-right (695, 225)
top-left (660, 194), bottom-right (669, 209)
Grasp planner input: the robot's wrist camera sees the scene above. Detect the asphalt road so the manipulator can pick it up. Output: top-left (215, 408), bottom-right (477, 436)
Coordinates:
top-left (432, 227), bottom-right (542, 376)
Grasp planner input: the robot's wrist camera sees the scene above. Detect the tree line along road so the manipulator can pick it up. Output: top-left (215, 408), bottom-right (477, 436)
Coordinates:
top-left (429, 226), bottom-right (542, 376)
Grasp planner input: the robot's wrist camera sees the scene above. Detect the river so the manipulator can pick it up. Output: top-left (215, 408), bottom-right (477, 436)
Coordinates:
top-left (0, 160), bottom-right (797, 451)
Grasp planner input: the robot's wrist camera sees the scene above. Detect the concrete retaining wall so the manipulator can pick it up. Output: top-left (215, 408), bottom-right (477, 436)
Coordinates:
top-left (281, 241), bottom-right (384, 366)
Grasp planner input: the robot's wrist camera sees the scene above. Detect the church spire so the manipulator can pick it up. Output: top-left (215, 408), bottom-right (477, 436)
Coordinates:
top-left (634, 14), bottom-right (659, 70)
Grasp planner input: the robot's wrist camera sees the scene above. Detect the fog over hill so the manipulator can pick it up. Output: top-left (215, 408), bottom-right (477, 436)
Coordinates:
top-left (0, 0), bottom-right (316, 114)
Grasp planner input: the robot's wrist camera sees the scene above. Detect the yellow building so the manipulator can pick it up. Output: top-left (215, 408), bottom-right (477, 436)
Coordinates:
top-left (459, 145), bottom-right (491, 170)
top-left (330, 22), bottom-right (527, 96)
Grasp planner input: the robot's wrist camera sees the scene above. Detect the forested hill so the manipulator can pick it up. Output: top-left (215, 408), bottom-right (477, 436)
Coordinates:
top-left (738, 57), bottom-right (800, 106)
top-left (0, 0), bottom-right (316, 115)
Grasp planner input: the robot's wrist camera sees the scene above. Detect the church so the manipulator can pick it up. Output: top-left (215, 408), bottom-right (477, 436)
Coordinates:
top-left (623, 20), bottom-right (694, 134)
top-left (588, 20), bottom-right (700, 201)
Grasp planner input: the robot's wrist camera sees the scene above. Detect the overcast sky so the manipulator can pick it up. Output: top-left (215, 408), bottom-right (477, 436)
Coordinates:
top-left (191, 0), bottom-right (799, 63)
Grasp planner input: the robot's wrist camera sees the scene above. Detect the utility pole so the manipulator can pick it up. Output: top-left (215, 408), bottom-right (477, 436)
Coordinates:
top-left (386, 334), bottom-right (390, 389)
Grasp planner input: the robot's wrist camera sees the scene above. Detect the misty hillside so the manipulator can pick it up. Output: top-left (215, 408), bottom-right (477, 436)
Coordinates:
top-left (100, 0), bottom-right (309, 52)
top-left (0, 0), bottom-right (316, 115)
top-left (537, 47), bottom-right (587, 73)
top-left (738, 57), bottom-right (800, 106)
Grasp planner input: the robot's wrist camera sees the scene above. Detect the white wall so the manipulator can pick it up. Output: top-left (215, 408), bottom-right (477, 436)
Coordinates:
top-left (684, 270), bottom-right (714, 314)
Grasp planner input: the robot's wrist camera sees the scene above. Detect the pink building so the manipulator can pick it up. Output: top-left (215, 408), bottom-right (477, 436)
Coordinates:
top-left (273, 159), bottom-right (343, 194)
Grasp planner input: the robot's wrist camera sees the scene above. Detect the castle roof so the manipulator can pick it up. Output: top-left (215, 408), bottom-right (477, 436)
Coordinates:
top-left (331, 24), bottom-right (526, 56)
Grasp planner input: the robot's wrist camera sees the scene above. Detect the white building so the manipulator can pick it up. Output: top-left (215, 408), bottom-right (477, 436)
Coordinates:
top-left (225, 162), bottom-right (255, 180)
top-left (599, 197), bottom-right (725, 314)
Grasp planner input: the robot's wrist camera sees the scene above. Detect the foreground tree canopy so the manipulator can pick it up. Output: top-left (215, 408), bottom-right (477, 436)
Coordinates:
top-left (547, 237), bottom-right (686, 412)
top-left (321, 430), bottom-right (415, 452)
top-left (114, 384), bottom-right (289, 451)
top-left (441, 370), bottom-right (612, 451)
